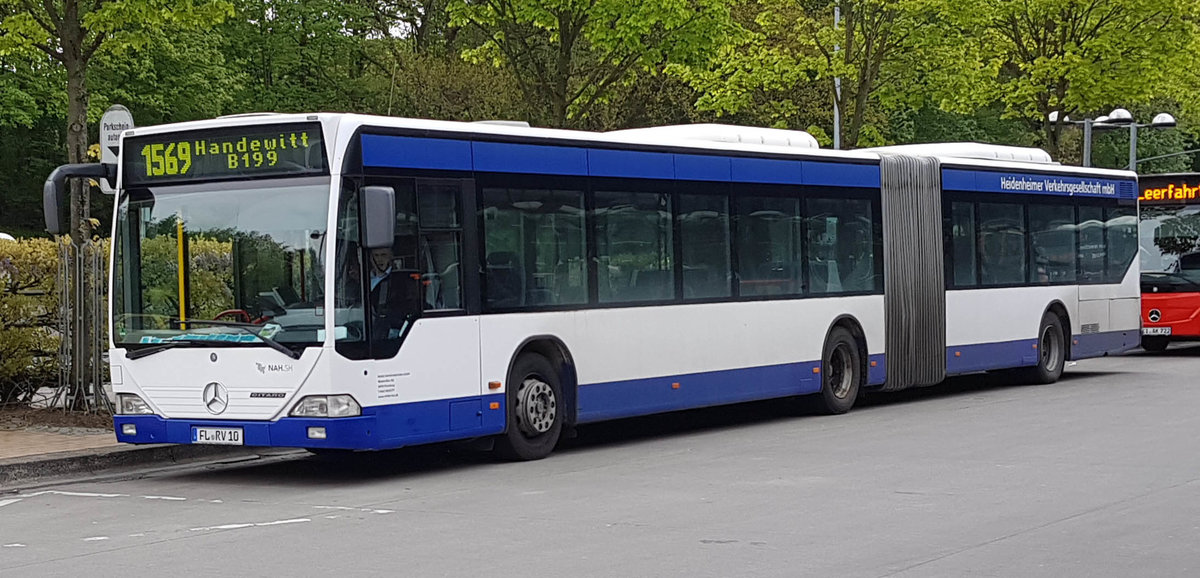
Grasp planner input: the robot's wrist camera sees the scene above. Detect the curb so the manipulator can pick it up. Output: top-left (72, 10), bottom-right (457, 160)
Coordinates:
top-left (0, 443), bottom-right (271, 489)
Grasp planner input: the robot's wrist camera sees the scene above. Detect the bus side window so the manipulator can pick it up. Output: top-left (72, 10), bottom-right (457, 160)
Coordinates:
top-left (416, 180), bottom-right (463, 311)
top-left (1077, 205), bottom-right (1106, 283)
top-left (481, 186), bottom-right (587, 309)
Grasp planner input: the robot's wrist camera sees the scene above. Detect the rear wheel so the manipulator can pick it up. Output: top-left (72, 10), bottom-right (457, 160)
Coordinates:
top-left (815, 327), bottom-right (862, 415)
top-left (1141, 336), bottom-right (1169, 352)
top-left (494, 353), bottom-right (563, 461)
top-left (1018, 312), bottom-right (1066, 384)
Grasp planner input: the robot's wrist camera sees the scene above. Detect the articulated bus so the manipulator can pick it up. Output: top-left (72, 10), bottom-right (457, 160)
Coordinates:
top-left (1138, 173), bottom-right (1200, 351)
top-left (43, 114), bottom-right (1140, 459)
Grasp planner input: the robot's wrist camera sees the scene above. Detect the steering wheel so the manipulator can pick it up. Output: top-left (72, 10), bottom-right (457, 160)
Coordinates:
top-left (216, 309), bottom-right (262, 323)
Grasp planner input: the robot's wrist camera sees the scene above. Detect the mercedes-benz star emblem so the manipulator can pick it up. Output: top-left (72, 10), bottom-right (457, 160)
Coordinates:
top-left (1149, 309), bottom-right (1162, 323)
top-left (202, 382), bottom-right (229, 415)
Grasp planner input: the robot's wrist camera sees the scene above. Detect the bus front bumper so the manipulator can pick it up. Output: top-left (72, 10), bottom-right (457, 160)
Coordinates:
top-left (113, 395), bottom-right (507, 450)
top-left (113, 415), bottom-right (379, 450)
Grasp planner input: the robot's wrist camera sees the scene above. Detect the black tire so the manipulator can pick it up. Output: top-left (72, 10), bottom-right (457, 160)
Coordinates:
top-left (816, 327), bottom-right (863, 415)
top-left (494, 353), bottom-right (563, 461)
top-left (1141, 336), bottom-right (1169, 352)
top-left (1018, 311), bottom-right (1067, 384)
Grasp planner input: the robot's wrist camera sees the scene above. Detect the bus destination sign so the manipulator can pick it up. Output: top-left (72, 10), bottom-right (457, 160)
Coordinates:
top-left (1139, 174), bottom-right (1200, 204)
top-left (124, 122), bottom-right (327, 186)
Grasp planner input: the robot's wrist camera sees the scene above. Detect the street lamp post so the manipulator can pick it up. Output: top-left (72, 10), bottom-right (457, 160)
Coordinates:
top-left (1123, 112), bottom-right (1178, 171)
top-left (1051, 108), bottom-right (1177, 170)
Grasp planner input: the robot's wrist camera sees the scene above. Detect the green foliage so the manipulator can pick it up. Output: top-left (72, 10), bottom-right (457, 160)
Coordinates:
top-left (0, 238), bottom-right (61, 400)
top-left (448, 0), bottom-right (735, 127)
top-left (935, 0), bottom-right (1199, 154)
top-left (675, 0), bottom-right (944, 147)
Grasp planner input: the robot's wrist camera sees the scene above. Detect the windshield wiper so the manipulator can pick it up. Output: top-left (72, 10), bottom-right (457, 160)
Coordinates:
top-left (169, 319), bottom-right (303, 360)
top-left (126, 340), bottom-right (207, 360)
top-left (1144, 271), bottom-right (1200, 291)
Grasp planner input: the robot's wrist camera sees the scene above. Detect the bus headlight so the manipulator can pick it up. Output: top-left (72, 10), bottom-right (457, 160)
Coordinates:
top-left (117, 394), bottom-right (154, 415)
top-left (290, 395), bottom-right (361, 418)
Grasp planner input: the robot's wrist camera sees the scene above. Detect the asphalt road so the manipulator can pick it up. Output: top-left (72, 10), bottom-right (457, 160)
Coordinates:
top-left (3, 346), bottom-right (1200, 577)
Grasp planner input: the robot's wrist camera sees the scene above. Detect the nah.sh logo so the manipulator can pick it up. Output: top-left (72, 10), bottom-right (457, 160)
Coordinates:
top-left (256, 362), bottom-right (294, 374)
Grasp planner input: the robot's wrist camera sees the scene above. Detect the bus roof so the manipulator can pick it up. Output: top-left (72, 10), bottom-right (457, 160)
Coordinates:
top-left (121, 112), bottom-right (1138, 181)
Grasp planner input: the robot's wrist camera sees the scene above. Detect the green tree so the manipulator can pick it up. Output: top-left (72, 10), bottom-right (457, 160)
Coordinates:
top-left (677, 0), bottom-right (939, 148)
top-left (0, 0), bottom-right (232, 242)
top-left (448, 0), bottom-right (734, 128)
top-left (938, 0), bottom-right (1197, 158)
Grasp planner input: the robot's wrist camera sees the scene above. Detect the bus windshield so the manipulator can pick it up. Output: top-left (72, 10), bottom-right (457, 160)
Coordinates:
top-left (113, 177), bottom-right (331, 348)
top-left (1140, 204), bottom-right (1200, 276)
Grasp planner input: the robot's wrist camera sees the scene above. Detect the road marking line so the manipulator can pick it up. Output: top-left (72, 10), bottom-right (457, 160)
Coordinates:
top-left (24, 490), bottom-right (126, 498)
top-left (190, 518), bottom-right (311, 532)
top-left (0, 498), bottom-right (22, 508)
top-left (313, 505), bottom-right (394, 514)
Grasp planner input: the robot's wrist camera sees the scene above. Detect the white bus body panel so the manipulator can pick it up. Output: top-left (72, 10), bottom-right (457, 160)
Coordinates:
top-left (477, 295), bottom-right (884, 396)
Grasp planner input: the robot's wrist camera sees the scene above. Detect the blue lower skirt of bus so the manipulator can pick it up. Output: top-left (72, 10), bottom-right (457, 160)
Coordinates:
top-left (114, 394), bottom-right (507, 451)
top-left (1070, 330), bottom-right (1139, 360)
top-left (944, 330), bottom-right (1137, 375)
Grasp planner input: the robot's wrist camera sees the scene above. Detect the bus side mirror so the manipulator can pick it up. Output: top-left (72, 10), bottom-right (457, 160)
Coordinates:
top-left (43, 163), bottom-right (115, 235)
top-left (361, 185), bottom-right (395, 249)
top-left (43, 175), bottom-right (68, 236)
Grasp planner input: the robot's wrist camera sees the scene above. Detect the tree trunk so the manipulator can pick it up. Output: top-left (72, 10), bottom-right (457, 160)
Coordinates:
top-left (61, 0), bottom-right (95, 411)
top-left (62, 6), bottom-right (91, 245)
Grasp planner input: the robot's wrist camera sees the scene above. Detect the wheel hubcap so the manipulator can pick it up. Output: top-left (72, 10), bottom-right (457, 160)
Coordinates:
top-left (515, 377), bottom-right (556, 436)
top-left (828, 344), bottom-right (855, 399)
top-left (1040, 326), bottom-right (1061, 373)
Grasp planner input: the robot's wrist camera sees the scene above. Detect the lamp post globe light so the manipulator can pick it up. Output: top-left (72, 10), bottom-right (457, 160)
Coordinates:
top-left (1051, 108), bottom-right (1176, 170)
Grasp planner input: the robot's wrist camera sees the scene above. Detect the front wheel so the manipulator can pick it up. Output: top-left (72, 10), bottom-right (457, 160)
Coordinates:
top-left (494, 353), bottom-right (563, 461)
top-left (1141, 336), bottom-right (1169, 352)
top-left (815, 327), bottom-right (863, 415)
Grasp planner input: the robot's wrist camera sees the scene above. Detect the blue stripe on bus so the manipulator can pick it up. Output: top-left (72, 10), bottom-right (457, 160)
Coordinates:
top-left (804, 161), bottom-right (880, 188)
top-left (946, 338), bottom-right (1040, 374)
top-left (472, 141), bottom-right (588, 175)
top-left (114, 394), bottom-right (507, 451)
top-left (576, 361), bottom-right (822, 423)
top-left (730, 157), bottom-right (804, 184)
top-left (361, 134), bottom-right (473, 171)
top-left (1070, 330), bottom-right (1139, 360)
top-left (675, 154), bottom-right (732, 181)
top-left (360, 134), bottom-right (879, 188)
top-left (944, 330), bottom-right (1137, 375)
top-left (588, 149), bottom-right (675, 179)
top-left (942, 169), bottom-right (1136, 200)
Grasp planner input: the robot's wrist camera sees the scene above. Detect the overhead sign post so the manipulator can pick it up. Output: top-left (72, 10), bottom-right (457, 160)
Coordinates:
top-left (98, 104), bottom-right (134, 193)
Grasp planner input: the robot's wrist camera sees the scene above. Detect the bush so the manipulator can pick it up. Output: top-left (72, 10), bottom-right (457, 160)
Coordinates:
top-left (0, 238), bottom-right (62, 402)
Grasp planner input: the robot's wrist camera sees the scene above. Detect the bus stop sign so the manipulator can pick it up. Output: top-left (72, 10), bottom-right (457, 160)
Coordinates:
top-left (99, 104), bottom-right (134, 193)
top-left (100, 104), bottom-right (134, 164)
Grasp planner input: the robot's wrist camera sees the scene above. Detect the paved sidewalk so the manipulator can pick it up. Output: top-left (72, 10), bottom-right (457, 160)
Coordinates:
top-left (0, 420), bottom-right (273, 489)
top-left (0, 428), bottom-right (120, 461)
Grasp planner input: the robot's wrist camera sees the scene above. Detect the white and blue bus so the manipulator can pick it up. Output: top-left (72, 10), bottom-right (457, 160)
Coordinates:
top-left (43, 114), bottom-right (1140, 459)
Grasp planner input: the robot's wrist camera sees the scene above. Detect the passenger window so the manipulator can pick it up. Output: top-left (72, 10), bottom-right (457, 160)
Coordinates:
top-left (595, 190), bottom-right (674, 303)
top-left (1029, 204), bottom-right (1076, 283)
top-left (949, 202), bottom-right (977, 287)
top-left (416, 180), bottom-right (463, 311)
top-left (1077, 205), bottom-right (1106, 283)
top-left (481, 187), bottom-right (587, 308)
top-left (736, 196), bottom-right (802, 296)
top-left (807, 198), bottom-right (876, 293)
top-left (978, 202), bottom-right (1026, 285)
top-left (680, 193), bottom-right (731, 299)
top-left (1106, 205), bottom-right (1137, 283)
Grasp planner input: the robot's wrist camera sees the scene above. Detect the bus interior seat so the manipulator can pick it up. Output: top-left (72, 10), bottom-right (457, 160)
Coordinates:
top-left (631, 269), bottom-right (671, 300)
top-left (486, 252), bottom-right (524, 307)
